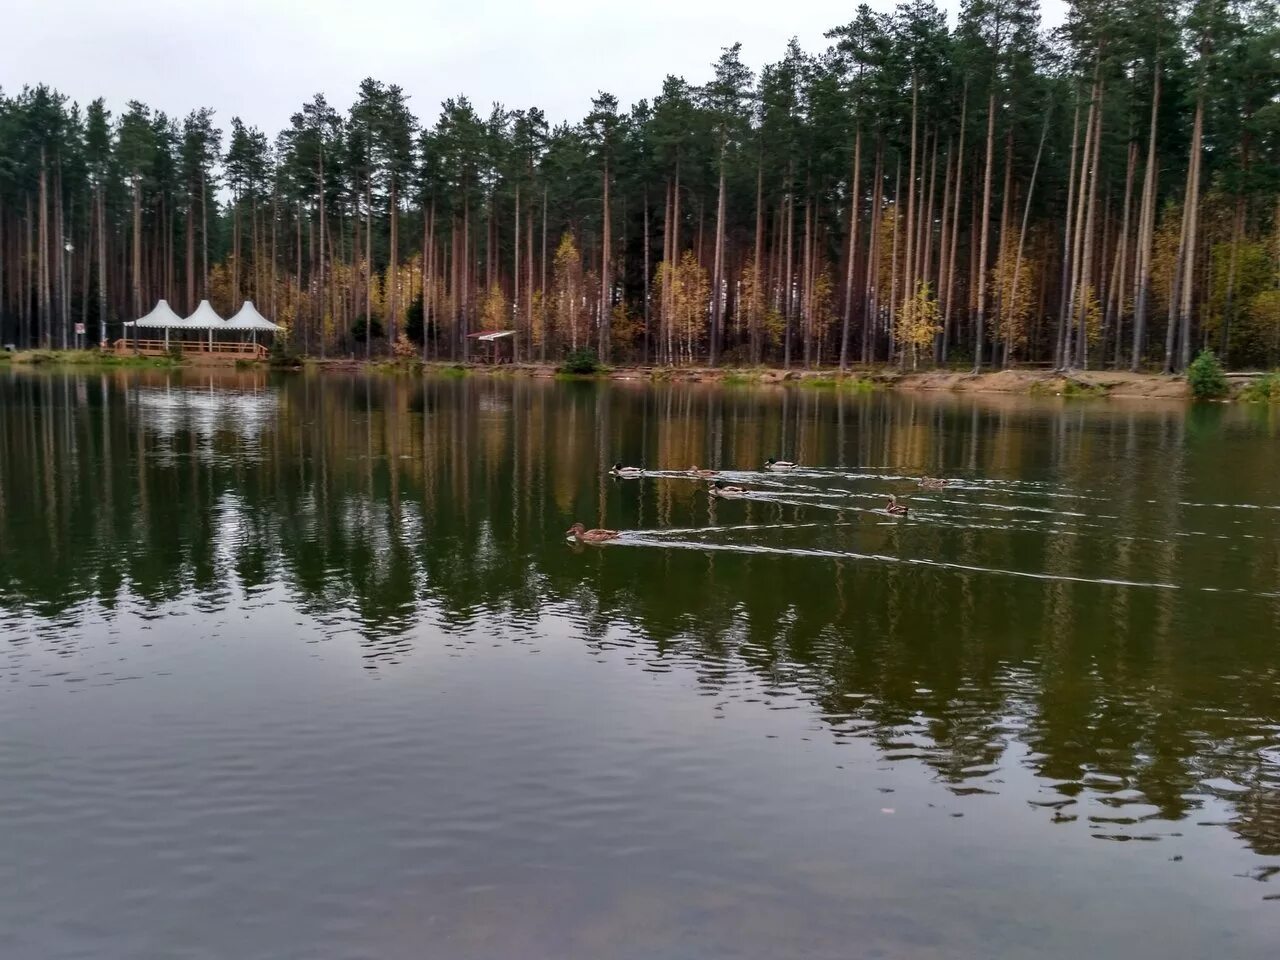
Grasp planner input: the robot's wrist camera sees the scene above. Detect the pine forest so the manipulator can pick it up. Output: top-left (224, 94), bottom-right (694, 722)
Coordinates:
top-left (1, 0), bottom-right (1278, 371)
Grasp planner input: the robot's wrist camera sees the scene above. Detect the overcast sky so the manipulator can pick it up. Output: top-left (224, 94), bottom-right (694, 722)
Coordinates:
top-left (2, 0), bottom-right (1069, 137)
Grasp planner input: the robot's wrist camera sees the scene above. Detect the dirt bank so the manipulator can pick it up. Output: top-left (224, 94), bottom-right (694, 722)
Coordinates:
top-left (376, 362), bottom-right (1197, 400)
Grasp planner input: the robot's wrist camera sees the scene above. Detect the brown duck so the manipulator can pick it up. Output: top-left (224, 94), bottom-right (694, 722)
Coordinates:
top-left (688, 465), bottom-right (719, 478)
top-left (918, 477), bottom-right (949, 490)
top-left (566, 522), bottom-right (621, 543)
top-left (886, 495), bottom-right (910, 517)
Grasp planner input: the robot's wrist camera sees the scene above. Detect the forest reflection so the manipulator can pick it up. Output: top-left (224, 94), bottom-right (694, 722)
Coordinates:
top-left (2, 369), bottom-right (1278, 860)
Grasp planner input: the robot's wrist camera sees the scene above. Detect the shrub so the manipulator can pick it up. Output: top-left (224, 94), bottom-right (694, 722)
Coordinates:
top-left (1187, 349), bottom-right (1228, 400)
top-left (561, 348), bottom-right (602, 375)
top-left (1240, 372), bottom-right (1280, 403)
top-left (268, 337), bottom-right (301, 369)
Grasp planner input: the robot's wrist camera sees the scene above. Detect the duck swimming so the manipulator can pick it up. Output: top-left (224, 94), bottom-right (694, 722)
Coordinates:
top-left (709, 480), bottom-right (748, 499)
top-left (565, 522), bottom-right (621, 543)
top-left (688, 465), bottom-right (719, 478)
top-left (918, 476), bottom-right (949, 490)
top-left (609, 462), bottom-right (644, 478)
top-left (764, 457), bottom-right (798, 471)
top-left (886, 494), bottom-right (910, 517)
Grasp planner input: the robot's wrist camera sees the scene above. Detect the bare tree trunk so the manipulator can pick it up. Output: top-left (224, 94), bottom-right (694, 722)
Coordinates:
top-left (942, 88), bottom-right (967, 365)
top-left (840, 125), bottom-right (862, 371)
top-left (522, 198), bottom-right (532, 362)
top-left (512, 184), bottom-right (520, 360)
top-left (1110, 138), bottom-right (1137, 367)
top-left (973, 91), bottom-right (997, 373)
top-left (802, 196), bottom-right (813, 367)
top-left (388, 179), bottom-right (399, 345)
top-left (318, 143), bottom-right (327, 359)
top-left (270, 182), bottom-right (278, 321)
top-left (38, 150), bottom-right (50, 347)
top-left (131, 174), bottom-right (142, 332)
top-left (55, 160), bottom-right (67, 349)
top-left (921, 130), bottom-right (938, 298)
top-left (600, 160), bottom-right (611, 361)
top-left (1056, 97), bottom-right (1081, 368)
top-left (643, 186), bottom-right (651, 364)
top-left (1177, 97), bottom-right (1205, 371)
top-left (888, 157), bottom-right (901, 365)
top-left (903, 71), bottom-right (919, 319)
top-left (710, 154), bottom-right (726, 365)
top-left (993, 131), bottom-right (1013, 361)
top-left (752, 158), bottom-right (764, 365)
top-left (1219, 195), bottom-right (1244, 359)
top-left (1131, 65), bottom-right (1160, 370)
top-left (540, 185), bottom-right (548, 363)
top-left (1065, 75), bottom-right (1099, 371)
top-left (935, 137), bottom-right (953, 363)
top-left (297, 202), bottom-right (306, 354)
top-left (863, 141), bottom-right (884, 363)
top-left (97, 186), bottom-right (107, 346)
top-left (1076, 79), bottom-right (1105, 369)
top-left (1007, 110), bottom-right (1050, 368)
top-left (782, 182), bottom-right (794, 368)
top-left (365, 186), bottom-right (373, 358)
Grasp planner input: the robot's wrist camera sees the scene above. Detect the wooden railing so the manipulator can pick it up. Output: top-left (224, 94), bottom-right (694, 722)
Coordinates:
top-left (114, 338), bottom-right (267, 360)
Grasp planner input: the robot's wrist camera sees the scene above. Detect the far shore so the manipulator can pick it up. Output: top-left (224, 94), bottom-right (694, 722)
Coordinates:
top-left (8, 349), bottom-right (1280, 402)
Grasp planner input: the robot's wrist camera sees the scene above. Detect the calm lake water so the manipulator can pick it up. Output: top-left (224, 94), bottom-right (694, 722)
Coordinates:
top-left (1, 370), bottom-right (1278, 960)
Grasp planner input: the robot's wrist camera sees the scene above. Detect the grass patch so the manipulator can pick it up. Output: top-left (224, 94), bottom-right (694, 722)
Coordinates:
top-left (1239, 372), bottom-right (1280, 403)
top-left (797, 374), bottom-right (876, 392)
top-left (1029, 377), bottom-right (1106, 399)
top-left (371, 358), bottom-right (424, 375)
top-left (1060, 380), bottom-right (1107, 399)
top-left (9, 349), bottom-right (181, 368)
top-left (430, 364), bottom-right (470, 379)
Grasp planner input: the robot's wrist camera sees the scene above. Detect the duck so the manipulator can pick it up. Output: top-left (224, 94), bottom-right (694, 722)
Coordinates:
top-left (885, 494), bottom-right (910, 517)
top-left (764, 457), bottom-right (798, 471)
top-left (918, 476), bottom-right (949, 490)
top-left (565, 522), bottom-right (621, 543)
top-left (609, 462), bottom-right (644, 478)
top-left (709, 480), bottom-right (748, 499)
top-left (688, 465), bottom-right (719, 478)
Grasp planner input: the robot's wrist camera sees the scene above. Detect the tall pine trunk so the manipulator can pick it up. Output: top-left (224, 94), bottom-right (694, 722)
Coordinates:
top-left (972, 92), bottom-right (996, 373)
top-left (1056, 98), bottom-right (1081, 368)
top-left (1131, 64), bottom-right (1160, 370)
top-left (942, 89), bottom-right (967, 364)
top-left (840, 125), bottom-right (862, 371)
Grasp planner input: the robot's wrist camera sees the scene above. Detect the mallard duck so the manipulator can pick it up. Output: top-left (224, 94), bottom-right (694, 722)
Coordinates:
top-left (688, 465), bottom-right (719, 478)
top-left (918, 476), bottom-right (949, 490)
top-left (765, 457), bottom-right (798, 471)
top-left (886, 495), bottom-right (910, 517)
top-left (709, 480), bottom-right (748, 499)
top-left (565, 522), bottom-right (620, 543)
top-left (609, 462), bottom-right (644, 478)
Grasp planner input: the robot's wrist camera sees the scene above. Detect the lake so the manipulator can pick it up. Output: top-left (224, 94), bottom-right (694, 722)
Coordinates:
top-left (1, 369), bottom-right (1278, 960)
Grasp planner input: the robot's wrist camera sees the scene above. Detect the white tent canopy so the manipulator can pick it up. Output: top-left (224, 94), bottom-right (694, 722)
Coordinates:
top-left (123, 299), bottom-right (185, 329)
top-left (226, 301), bottom-right (281, 332)
top-left (184, 300), bottom-right (228, 329)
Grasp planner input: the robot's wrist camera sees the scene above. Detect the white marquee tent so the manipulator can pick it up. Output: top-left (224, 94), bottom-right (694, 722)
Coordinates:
top-left (226, 301), bottom-right (281, 334)
top-left (120, 299), bottom-right (280, 354)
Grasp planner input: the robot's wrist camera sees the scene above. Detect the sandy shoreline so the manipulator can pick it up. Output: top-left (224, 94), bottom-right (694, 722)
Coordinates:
top-left (302, 359), bottom-right (1201, 400)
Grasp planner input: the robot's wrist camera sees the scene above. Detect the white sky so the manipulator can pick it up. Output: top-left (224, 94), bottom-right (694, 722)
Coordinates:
top-left (2, 0), bottom-right (1069, 138)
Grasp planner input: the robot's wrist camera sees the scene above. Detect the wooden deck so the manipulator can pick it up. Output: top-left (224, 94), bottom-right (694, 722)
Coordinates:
top-left (114, 338), bottom-right (267, 361)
